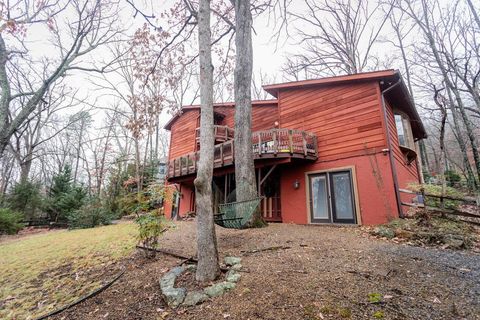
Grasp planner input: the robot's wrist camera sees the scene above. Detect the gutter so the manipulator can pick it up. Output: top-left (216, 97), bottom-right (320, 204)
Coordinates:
top-left (380, 79), bottom-right (404, 218)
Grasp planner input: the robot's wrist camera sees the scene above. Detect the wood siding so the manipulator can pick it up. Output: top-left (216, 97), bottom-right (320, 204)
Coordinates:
top-left (278, 82), bottom-right (387, 161)
top-left (385, 101), bottom-right (419, 181)
top-left (168, 104), bottom-right (279, 160)
top-left (168, 110), bottom-right (199, 159)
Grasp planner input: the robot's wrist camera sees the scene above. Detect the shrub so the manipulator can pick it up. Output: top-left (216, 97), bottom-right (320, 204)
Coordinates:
top-left (6, 180), bottom-right (43, 221)
top-left (44, 166), bottom-right (87, 223)
top-left (408, 183), bottom-right (465, 209)
top-left (0, 208), bottom-right (24, 235)
top-left (68, 200), bottom-right (115, 229)
top-left (445, 170), bottom-right (461, 187)
top-left (135, 210), bottom-right (170, 258)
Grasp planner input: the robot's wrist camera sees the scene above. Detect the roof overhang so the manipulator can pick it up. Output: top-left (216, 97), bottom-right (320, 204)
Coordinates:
top-left (262, 70), bottom-right (398, 97)
top-left (263, 70), bottom-right (426, 140)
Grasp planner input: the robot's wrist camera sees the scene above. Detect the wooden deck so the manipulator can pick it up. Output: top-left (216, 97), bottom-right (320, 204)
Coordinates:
top-left (195, 125), bottom-right (234, 146)
top-left (167, 128), bottom-right (317, 179)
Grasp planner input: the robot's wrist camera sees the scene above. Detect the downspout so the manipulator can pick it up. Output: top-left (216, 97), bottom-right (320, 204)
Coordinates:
top-left (380, 79), bottom-right (404, 218)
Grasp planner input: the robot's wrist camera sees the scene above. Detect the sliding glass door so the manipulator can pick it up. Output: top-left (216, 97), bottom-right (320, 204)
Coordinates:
top-left (308, 170), bottom-right (356, 224)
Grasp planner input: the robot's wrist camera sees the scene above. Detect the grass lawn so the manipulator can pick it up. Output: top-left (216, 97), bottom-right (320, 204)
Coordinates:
top-left (0, 222), bottom-right (137, 320)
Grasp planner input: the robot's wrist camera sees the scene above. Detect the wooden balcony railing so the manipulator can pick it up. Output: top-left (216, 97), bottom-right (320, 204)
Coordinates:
top-left (168, 128), bottom-right (317, 179)
top-left (195, 125), bottom-right (234, 144)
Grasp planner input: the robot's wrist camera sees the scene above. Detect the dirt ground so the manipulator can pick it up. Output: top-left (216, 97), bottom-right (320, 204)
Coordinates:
top-left (52, 221), bottom-right (480, 320)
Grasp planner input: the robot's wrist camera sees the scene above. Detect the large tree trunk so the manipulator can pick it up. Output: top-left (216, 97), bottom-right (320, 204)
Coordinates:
top-left (233, 0), bottom-right (265, 226)
top-left (194, 0), bottom-right (220, 283)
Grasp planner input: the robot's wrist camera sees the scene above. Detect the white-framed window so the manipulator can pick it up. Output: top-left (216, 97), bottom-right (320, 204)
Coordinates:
top-left (394, 112), bottom-right (415, 150)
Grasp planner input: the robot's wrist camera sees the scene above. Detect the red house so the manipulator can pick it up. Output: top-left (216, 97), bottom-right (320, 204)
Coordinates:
top-left (163, 70), bottom-right (426, 225)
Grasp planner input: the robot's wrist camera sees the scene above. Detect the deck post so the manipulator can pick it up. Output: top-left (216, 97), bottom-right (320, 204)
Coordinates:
top-left (257, 132), bottom-right (262, 156)
top-left (273, 129), bottom-right (278, 156)
top-left (220, 143), bottom-right (224, 165)
top-left (302, 132), bottom-right (307, 157)
top-left (288, 130), bottom-right (293, 154)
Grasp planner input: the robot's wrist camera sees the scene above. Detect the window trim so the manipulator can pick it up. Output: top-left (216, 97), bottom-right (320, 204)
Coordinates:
top-left (394, 110), bottom-right (417, 164)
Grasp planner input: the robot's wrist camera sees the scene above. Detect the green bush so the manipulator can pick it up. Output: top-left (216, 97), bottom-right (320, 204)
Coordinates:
top-left (6, 180), bottom-right (43, 220)
top-left (0, 208), bottom-right (24, 235)
top-left (408, 183), bottom-right (465, 209)
top-left (135, 210), bottom-right (170, 257)
top-left (44, 166), bottom-right (87, 223)
top-left (68, 200), bottom-right (115, 229)
top-left (445, 170), bottom-right (461, 187)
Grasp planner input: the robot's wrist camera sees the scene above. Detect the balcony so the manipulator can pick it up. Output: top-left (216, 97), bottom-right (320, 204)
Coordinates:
top-left (168, 128), bottom-right (317, 179)
top-left (195, 125), bottom-right (234, 146)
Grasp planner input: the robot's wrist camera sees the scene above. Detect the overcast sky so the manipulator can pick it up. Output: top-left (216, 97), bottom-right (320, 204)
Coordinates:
top-left (20, 0), bottom-right (402, 129)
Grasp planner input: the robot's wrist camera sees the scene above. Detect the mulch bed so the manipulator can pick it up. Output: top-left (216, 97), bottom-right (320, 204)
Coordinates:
top-left (51, 221), bottom-right (480, 320)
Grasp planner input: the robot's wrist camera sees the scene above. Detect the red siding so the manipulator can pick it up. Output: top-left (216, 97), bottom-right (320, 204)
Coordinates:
top-left (168, 110), bottom-right (199, 159)
top-left (167, 104), bottom-right (279, 160)
top-left (280, 153), bottom-right (398, 225)
top-left (278, 82), bottom-right (387, 161)
top-left (166, 79), bottom-right (422, 225)
top-left (385, 101), bottom-right (421, 213)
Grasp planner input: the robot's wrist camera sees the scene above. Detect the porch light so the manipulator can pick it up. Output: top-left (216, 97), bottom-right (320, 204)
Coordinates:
top-left (293, 179), bottom-right (300, 189)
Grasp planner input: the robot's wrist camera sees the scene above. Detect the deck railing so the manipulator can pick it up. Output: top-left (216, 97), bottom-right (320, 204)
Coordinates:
top-left (168, 128), bottom-right (317, 178)
top-left (195, 125), bottom-right (234, 144)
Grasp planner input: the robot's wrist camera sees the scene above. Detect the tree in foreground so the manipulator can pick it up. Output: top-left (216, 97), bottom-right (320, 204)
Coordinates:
top-left (233, 0), bottom-right (266, 227)
top-left (194, 0), bottom-right (221, 282)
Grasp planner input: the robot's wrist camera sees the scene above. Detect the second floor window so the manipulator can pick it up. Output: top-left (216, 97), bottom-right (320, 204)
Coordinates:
top-left (394, 112), bottom-right (415, 150)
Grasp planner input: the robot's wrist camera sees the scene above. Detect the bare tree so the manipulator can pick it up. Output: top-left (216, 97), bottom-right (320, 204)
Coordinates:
top-left (194, 0), bottom-right (221, 282)
top-left (282, 0), bottom-right (392, 78)
top-left (0, 0), bottom-right (122, 157)
top-left (398, 0), bottom-right (480, 187)
top-left (232, 0), bottom-right (264, 225)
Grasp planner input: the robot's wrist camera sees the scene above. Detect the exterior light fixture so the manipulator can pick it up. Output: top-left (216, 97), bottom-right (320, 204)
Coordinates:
top-left (293, 179), bottom-right (300, 189)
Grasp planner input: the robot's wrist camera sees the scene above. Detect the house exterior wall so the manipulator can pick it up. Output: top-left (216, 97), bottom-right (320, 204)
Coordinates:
top-left (277, 82), bottom-right (387, 161)
top-left (276, 81), bottom-right (399, 225)
top-left (279, 154), bottom-right (398, 225)
top-left (168, 110), bottom-right (199, 159)
top-left (164, 79), bottom-right (422, 225)
top-left (385, 100), bottom-right (421, 214)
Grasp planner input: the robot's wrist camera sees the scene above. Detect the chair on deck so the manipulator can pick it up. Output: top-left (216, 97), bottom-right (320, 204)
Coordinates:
top-left (214, 197), bottom-right (264, 229)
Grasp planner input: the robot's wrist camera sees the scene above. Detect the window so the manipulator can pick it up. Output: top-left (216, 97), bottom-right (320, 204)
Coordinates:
top-left (394, 112), bottom-right (414, 150)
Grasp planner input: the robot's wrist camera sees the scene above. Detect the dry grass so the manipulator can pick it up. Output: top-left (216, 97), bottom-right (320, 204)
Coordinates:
top-left (0, 222), bottom-right (137, 320)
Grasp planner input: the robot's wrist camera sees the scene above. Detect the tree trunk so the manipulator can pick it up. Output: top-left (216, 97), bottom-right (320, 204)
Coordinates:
top-left (0, 34), bottom-right (11, 158)
top-left (194, 0), bottom-right (220, 283)
top-left (233, 0), bottom-right (265, 226)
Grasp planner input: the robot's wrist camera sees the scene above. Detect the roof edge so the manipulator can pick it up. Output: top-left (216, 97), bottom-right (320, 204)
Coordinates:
top-left (263, 70), bottom-right (397, 97)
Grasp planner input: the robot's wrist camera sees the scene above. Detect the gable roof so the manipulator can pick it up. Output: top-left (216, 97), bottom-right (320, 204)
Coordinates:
top-left (262, 70), bottom-right (399, 96)
top-left (263, 70), bottom-right (426, 139)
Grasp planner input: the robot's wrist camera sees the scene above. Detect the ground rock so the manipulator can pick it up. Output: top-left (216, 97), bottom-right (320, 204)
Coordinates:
top-left (163, 287), bottom-right (186, 308)
top-left (204, 281), bottom-right (236, 297)
top-left (224, 256), bottom-right (242, 266)
top-left (226, 270), bottom-right (241, 283)
top-left (231, 263), bottom-right (242, 270)
top-left (183, 291), bottom-right (209, 306)
top-left (159, 266), bottom-right (185, 290)
top-left (185, 264), bottom-right (196, 272)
